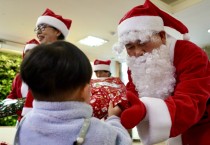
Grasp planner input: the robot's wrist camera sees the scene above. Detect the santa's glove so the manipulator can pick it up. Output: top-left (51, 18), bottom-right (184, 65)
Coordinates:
top-left (120, 91), bottom-right (146, 129)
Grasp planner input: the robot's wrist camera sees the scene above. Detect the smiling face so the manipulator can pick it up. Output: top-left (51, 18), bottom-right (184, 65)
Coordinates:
top-left (35, 24), bottom-right (62, 44)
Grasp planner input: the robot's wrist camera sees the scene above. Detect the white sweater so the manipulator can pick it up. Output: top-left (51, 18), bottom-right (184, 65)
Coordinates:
top-left (16, 100), bottom-right (132, 145)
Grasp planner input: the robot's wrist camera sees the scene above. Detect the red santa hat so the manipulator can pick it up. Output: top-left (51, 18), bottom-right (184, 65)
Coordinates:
top-left (23, 39), bottom-right (39, 57)
top-left (36, 8), bottom-right (72, 38)
top-left (93, 59), bottom-right (111, 72)
top-left (113, 0), bottom-right (190, 53)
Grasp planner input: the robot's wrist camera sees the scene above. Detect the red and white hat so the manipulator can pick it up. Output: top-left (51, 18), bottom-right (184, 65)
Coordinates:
top-left (113, 0), bottom-right (189, 53)
top-left (23, 39), bottom-right (39, 56)
top-left (36, 8), bottom-right (72, 38)
top-left (93, 59), bottom-right (111, 72)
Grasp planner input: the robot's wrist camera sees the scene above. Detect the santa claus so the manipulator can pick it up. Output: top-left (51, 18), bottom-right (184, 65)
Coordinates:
top-left (113, 0), bottom-right (210, 145)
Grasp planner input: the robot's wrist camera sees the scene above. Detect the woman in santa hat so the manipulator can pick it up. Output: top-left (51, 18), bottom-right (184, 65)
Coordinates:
top-left (93, 59), bottom-right (112, 78)
top-left (22, 8), bottom-right (72, 116)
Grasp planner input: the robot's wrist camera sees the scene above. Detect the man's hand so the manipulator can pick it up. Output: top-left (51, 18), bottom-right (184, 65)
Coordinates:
top-left (120, 91), bottom-right (146, 129)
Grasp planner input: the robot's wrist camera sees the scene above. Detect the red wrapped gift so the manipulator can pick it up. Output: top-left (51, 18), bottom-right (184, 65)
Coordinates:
top-left (89, 77), bottom-right (129, 119)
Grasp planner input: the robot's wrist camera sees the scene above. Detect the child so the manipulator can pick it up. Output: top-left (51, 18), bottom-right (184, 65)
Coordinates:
top-left (14, 41), bottom-right (132, 145)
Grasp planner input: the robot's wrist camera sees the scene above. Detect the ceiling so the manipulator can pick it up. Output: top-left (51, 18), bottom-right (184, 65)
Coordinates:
top-left (0, 0), bottom-right (210, 62)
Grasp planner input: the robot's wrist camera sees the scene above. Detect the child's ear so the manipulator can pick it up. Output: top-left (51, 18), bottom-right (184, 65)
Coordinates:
top-left (81, 84), bottom-right (90, 103)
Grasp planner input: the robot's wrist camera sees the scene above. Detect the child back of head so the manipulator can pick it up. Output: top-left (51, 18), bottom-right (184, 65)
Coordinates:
top-left (20, 41), bottom-right (92, 102)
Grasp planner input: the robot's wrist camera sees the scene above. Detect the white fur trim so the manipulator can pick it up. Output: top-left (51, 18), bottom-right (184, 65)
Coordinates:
top-left (24, 44), bottom-right (37, 54)
top-left (136, 97), bottom-right (172, 145)
top-left (183, 33), bottom-right (190, 40)
top-left (2, 99), bottom-right (17, 105)
top-left (21, 82), bottom-right (28, 98)
top-left (93, 64), bottom-right (110, 71)
top-left (112, 42), bottom-right (124, 54)
top-left (166, 34), bottom-right (177, 63)
top-left (167, 135), bottom-right (182, 145)
top-left (21, 107), bottom-right (32, 116)
top-left (36, 16), bottom-right (69, 38)
top-left (118, 16), bottom-right (164, 37)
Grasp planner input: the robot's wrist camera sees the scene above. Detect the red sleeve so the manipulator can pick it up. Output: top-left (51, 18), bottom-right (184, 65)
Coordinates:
top-left (6, 74), bottom-right (22, 99)
top-left (165, 40), bottom-right (210, 137)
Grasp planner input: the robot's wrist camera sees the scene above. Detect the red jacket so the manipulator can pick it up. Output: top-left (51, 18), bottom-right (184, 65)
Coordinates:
top-left (6, 74), bottom-right (29, 121)
top-left (126, 40), bottom-right (210, 145)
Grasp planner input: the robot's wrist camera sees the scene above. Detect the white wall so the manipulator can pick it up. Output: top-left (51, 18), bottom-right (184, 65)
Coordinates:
top-left (0, 127), bottom-right (16, 144)
top-left (119, 62), bottom-right (128, 84)
top-left (0, 41), bottom-right (23, 55)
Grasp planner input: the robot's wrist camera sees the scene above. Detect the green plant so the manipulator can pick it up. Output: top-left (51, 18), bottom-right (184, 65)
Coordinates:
top-left (0, 52), bottom-right (21, 126)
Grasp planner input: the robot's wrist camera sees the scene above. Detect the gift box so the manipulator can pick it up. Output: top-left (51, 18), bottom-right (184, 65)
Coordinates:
top-left (90, 77), bottom-right (129, 119)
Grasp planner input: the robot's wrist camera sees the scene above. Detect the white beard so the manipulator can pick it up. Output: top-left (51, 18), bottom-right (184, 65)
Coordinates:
top-left (127, 45), bottom-right (176, 99)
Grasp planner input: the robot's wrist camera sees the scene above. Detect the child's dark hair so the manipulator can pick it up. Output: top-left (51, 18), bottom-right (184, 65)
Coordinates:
top-left (20, 41), bottom-right (92, 101)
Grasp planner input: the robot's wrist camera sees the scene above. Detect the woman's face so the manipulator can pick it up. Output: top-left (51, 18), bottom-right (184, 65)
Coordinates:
top-left (95, 70), bottom-right (111, 78)
top-left (35, 24), bottom-right (61, 44)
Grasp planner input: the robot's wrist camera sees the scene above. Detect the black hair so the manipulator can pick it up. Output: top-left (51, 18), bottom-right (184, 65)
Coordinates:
top-left (57, 33), bottom-right (65, 40)
top-left (20, 41), bottom-right (92, 101)
top-left (51, 26), bottom-right (65, 40)
top-left (108, 72), bottom-right (111, 77)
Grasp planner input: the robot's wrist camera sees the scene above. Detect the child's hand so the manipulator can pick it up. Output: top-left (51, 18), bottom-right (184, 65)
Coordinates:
top-left (108, 101), bottom-right (122, 117)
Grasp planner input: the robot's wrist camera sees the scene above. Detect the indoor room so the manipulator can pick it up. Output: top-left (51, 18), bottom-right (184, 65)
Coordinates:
top-left (0, 0), bottom-right (210, 145)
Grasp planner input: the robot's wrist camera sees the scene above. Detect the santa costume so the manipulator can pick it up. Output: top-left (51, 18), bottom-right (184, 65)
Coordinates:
top-left (22, 8), bottom-right (72, 116)
top-left (113, 0), bottom-right (210, 145)
top-left (36, 8), bottom-right (72, 38)
top-left (93, 59), bottom-right (111, 72)
top-left (5, 39), bottom-right (39, 121)
top-left (90, 59), bottom-right (129, 119)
